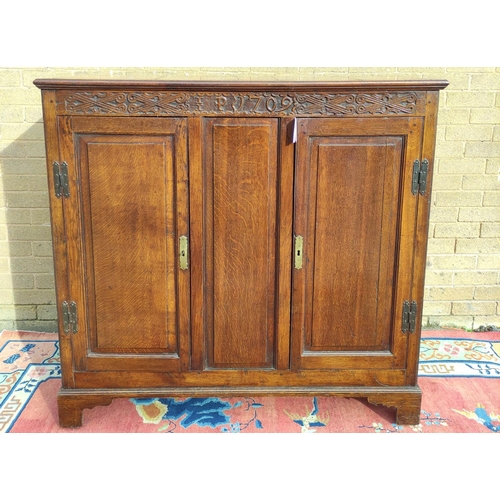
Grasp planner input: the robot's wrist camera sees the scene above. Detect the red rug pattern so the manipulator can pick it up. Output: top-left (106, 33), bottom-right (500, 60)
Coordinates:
top-left (1, 329), bottom-right (499, 433)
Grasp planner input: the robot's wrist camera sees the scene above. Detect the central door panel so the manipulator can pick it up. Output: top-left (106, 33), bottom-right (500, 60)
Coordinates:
top-left (203, 118), bottom-right (280, 369)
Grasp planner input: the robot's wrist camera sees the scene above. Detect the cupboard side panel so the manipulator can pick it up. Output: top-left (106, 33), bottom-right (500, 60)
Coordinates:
top-left (407, 91), bottom-right (441, 385)
top-left (42, 95), bottom-right (75, 388)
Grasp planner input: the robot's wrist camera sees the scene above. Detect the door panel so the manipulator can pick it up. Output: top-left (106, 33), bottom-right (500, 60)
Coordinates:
top-left (292, 117), bottom-right (423, 370)
top-left (60, 117), bottom-right (189, 372)
top-left (202, 118), bottom-right (281, 369)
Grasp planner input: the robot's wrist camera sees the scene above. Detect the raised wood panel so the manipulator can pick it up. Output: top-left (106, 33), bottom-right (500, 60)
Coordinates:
top-left (203, 118), bottom-right (279, 369)
top-left (83, 138), bottom-right (175, 351)
top-left (309, 137), bottom-right (402, 350)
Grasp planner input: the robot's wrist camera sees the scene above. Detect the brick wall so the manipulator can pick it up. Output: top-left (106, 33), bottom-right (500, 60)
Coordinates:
top-left (1, 67), bottom-right (499, 332)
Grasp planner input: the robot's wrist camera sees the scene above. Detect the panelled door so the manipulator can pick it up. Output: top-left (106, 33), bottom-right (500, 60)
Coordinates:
top-left (291, 117), bottom-right (424, 371)
top-left (59, 116), bottom-right (190, 373)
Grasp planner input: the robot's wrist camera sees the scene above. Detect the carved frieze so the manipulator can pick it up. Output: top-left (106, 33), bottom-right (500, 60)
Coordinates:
top-left (62, 90), bottom-right (419, 117)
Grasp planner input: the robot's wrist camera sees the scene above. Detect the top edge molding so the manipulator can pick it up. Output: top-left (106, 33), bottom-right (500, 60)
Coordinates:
top-left (33, 79), bottom-right (450, 91)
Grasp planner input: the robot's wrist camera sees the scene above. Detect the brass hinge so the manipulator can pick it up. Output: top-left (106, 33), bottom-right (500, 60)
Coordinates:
top-left (411, 159), bottom-right (429, 196)
top-left (53, 161), bottom-right (69, 198)
top-left (402, 300), bottom-right (417, 334)
top-left (62, 300), bottom-right (78, 333)
top-left (294, 235), bottom-right (303, 269)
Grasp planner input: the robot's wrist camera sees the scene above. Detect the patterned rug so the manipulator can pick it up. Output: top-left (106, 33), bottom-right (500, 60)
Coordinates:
top-left (1, 329), bottom-right (499, 433)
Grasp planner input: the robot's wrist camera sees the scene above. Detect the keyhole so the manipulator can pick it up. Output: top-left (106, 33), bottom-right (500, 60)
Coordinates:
top-left (181, 251), bottom-right (185, 257)
top-left (297, 250), bottom-right (301, 256)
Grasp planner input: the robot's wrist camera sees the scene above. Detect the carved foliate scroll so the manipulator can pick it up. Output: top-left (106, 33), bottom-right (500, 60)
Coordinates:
top-left (63, 90), bottom-right (419, 117)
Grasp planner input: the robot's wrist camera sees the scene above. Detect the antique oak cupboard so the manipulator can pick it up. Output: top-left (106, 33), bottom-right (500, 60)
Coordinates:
top-left (34, 78), bottom-right (448, 427)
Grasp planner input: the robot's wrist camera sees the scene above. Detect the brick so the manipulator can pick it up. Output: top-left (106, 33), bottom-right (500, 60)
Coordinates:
top-left (0, 288), bottom-right (14, 303)
top-left (21, 68), bottom-right (80, 86)
top-left (426, 238), bottom-right (455, 254)
top-left (452, 301), bottom-right (497, 315)
top-left (445, 126), bottom-right (493, 141)
top-left (446, 91), bottom-right (495, 107)
top-left (470, 108), bottom-right (500, 124)
top-left (0, 273), bottom-right (34, 289)
top-left (0, 158), bottom-right (47, 175)
top-left (434, 191), bottom-right (482, 207)
top-left (483, 192), bottom-right (500, 206)
top-left (432, 175), bottom-right (463, 191)
top-left (3, 191), bottom-right (49, 208)
top-left (445, 67), bottom-right (495, 73)
top-left (37, 305), bottom-right (57, 320)
top-left (35, 274), bottom-right (55, 289)
top-left (0, 88), bottom-right (41, 105)
top-left (0, 226), bottom-right (5, 240)
top-left (0, 140), bottom-right (26, 157)
top-left (434, 222), bottom-right (480, 238)
top-left (428, 316), bottom-right (474, 329)
top-left (435, 126), bottom-right (445, 141)
top-left (0, 69), bottom-right (22, 87)
top-left (0, 258), bottom-right (9, 273)
top-left (474, 286), bottom-right (500, 300)
top-left (30, 209), bottom-right (50, 224)
top-left (477, 255), bottom-right (500, 269)
top-left (462, 175), bottom-right (500, 190)
top-left (0, 320), bottom-right (16, 330)
top-left (427, 255), bottom-right (477, 270)
top-left (0, 306), bottom-right (36, 321)
top-left (453, 271), bottom-right (498, 285)
top-left (7, 225), bottom-right (52, 241)
top-left (0, 208), bottom-right (31, 224)
top-left (33, 242), bottom-right (54, 257)
top-left (0, 241), bottom-right (32, 257)
top-left (429, 207), bottom-right (458, 222)
top-left (486, 159), bottom-right (500, 174)
top-left (1, 175), bottom-right (31, 191)
top-left (14, 289), bottom-right (56, 305)
top-left (424, 286), bottom-right (474, 300)
top-left (480, 223), bottom-right (500, 237)
top-left (424, 270), bottom-right (454, 285)
top-left (435, 141), bottom-right (465, 157)
top-left (26, 141), bottom-right (46, 158)
top-left (15, 320), bottom-right (58, 333)
top-left (9, 257), bottom-right (54, 273)
top-left (0, 123), bottom-right (44, 141)
top-left (465, 142), bottom-right (500, 158)
top-left (28, 175), bottom-right (49, 191)
top-left (436, 108), bottom-right (470, 125)
top-left (438, 158), bottom-right (486, 175)
top-left (473, 317), bottom-right (500, 329)
top-left (494, 126), bottom-right (500, 142)
top-left (470, 73), bottom-right (500, 90)
top-left (0, 106), bottom-right (24, 123)
top-left (422, 301), bottom-right (451, 315)
top-left (24, 107), bottom-right (43, 123)
top-left (348, 67), bottom-right (398, 74)
top-left (456, 238), bottom-right (500, 254)
top-left (458, 207), bottom-right (500, 222)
